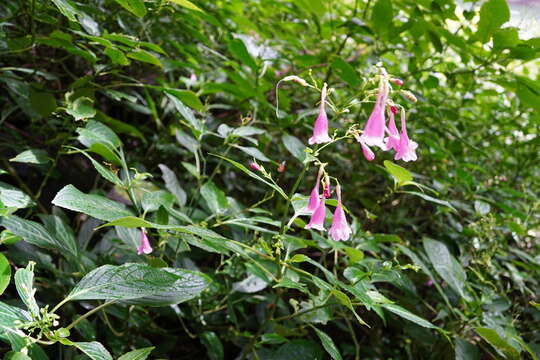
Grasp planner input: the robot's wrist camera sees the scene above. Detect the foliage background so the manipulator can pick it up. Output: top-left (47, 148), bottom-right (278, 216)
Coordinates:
top-left (0, 0), bottom-right (539, 359)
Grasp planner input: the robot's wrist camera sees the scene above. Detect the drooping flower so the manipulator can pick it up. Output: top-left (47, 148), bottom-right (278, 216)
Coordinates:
top-left (323, 182), bottom-right (331, 198)
top-left (359, 71), bottom-right (389, 150)
top-left (385, 107), bottom-right (401, 152)
top-left (308, 83), bottom-right (332, 145)
top-left (249, 161), bottom-right (262, 172)
top-left (394, 109), bottom-right (418, 162)
top-left (328, 185), bottom-right (352, 241)
top-left (137, 229), bottom-right (153, 255)
top-left (305, 197), bottom-right (327, 231)
top-left (354, 133), bottom-right (375, 161)
top-left (306, 168), bottom-right (323, 213)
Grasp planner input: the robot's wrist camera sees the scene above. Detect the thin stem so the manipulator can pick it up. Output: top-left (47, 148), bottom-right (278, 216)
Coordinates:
top-left (65, 301), bottom-right (117, 331)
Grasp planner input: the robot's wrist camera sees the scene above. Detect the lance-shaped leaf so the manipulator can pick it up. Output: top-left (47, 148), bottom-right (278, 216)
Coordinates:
top-left (65, 263), bottom-right (208, 306)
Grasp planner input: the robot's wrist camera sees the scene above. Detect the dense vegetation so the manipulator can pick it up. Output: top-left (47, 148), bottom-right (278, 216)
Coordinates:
top-left (0, 0), bottom-right (539, 359)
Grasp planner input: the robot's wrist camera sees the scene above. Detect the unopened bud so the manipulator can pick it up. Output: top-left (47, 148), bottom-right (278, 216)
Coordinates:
top-left (390, 105), bottom-right (398, 114)
top-left (282, 75), bottom-right (308, 87)
top-left (391, 78), bottom-right (404, 86)
top-left (277, 161), bottom-right (286, 173)
top-left (401, 90), bottom-right (417, 103)
top-left (249, 161), bottom-right (262, 172)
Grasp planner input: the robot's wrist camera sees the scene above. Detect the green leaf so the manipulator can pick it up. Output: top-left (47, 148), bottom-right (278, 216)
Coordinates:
top-left (381, 303), bottom-right (437, 329)
top-left (113, 0), bottom-right (147, 17)
top-left (29, 89), bottom-right (57, 117)
top-left (165, 89), bottom-right (204, 111)
top-left (167, 0), bottom-right (203, 12)
top-left (104, 47), bottom-right (130, 65)
top-left (274, 340), bottom-right (323, 360)
top-left (234, 145), bottom-right (271, 162)
top-left (383, 160), bottom-right (412, 186)
top-left (51, 0), bottom-right (79, 22)
top-left (0, 181), bottom-right (34, 209)
top-left (423, 238), bottom-right (468, 299)
top-left (213, 154), bottom-right (288, 200)
top-left (476, 0), bottom-right (510, 43)
top-left (227, 38), bottom-right (257, 71)
top-left (5, 352), bottom-right (32, 360)
top-left (400, 191), bottom-right (457, 212)
top-left (38, 213), bottom-right (79, 258)
top-left (475, 328), bottom-right (520, 360)
top-left (9, 149), bottom-right (49, 164)
top-left (313, 328), bottom-right (343, 360)
top-left (455, 338), bottom-right (480, 360)
top-left (77, 120), bottom-right (122, 149)
top-left (68, 148), bottom-right (123, 186)
top-left (371, 0), bottom-right (393, 36)
top-left (66, 263), bottom-right (208, 306)
top-left (331, 58), bottom-right (361, 87)
top-left (0, 254), bottom-right (11, 296)
top-left (0, 215), bottom-right (78, 258)
top-left (141, 190), bottom-right (175, 213)
top-left (493, 27), bottom-right (519, 50)
top-left (74, 342), bottom-right (113, 360)
top-left (201, 332), bottom-right (224, 360)
top-left (158, 164), bottom-right (187, 206)
top-left (175, 129), bottom-right (199, 153)
top-left (118, 347), bottom-right (155, 360)
top-left (51, 185), bottom-right (133, 221)
top-left (66, 97), bottom-right (96, 121)
top-left (166, 93), bottom-right (203, 132)
top-left (201, 181), bottom-right (228, 214)
top-left (14, 262), bottom-right (39, 316)
top-left (0, 301), bottom-right (31, 330)
top-left (127, 50), bottom-right (162, 67)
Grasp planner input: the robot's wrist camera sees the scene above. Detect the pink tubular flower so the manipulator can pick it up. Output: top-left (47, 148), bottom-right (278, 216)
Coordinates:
top-left (305, 197), bottom-right (326, 231)
top-left (360, 72), bottom-right (388, 150)
top-left (249, 161), bottom-right (262, 172)
top-left (328, 185), bottom-right (352, 241)
top-left (308, 83), bottom-right (332, 145)
top-left (385, 109), bottom-right (401, 152)
top-left (137, 229), bottom-right (153, 255)
top-left (394, 110), bottom-right (418, 162)
top-left (306, 168), bottom-right (323, 213)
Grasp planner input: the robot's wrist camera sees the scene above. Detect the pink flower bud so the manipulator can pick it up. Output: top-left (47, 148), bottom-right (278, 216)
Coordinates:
top-left (390, 106), bottom-right (398, 114)
top-left (391, 78), bottom-right (404, 86)
top-left (277, 161), bottom-right (286, 173)
top-left (323, 183), bottom-right (331, 198)
top-left (249, 162), bottom-right (262, 172)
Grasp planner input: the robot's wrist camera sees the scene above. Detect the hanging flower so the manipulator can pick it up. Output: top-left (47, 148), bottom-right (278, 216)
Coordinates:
top-left (306, 167), bottom-right (323, 213)
top-left (359, 71), bottom-right (388, 150)
top-left (305, 197), bottom-right (327, 231)
top-left (354, 133), bottom-right (375, 161)
top-left (394, 109), bottom-right (418, 162)
top-left (323, 182), bottom-right (331, 198)
top-left (385, 107), bottom-right (401, 152)
top-left (328, 184), bottom-right (352, 241)
top-left (137, 228), bottom-right (153, 255)
top-left (308, 83), bottom-right (332, 145)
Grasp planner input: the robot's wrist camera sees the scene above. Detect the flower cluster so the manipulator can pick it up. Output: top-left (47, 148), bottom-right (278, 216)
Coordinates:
top-left (298, 67), bottom-right (419, 242)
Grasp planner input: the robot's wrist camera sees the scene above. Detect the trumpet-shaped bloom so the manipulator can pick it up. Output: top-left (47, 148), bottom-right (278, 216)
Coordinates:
top-left (385, 109), bottom-right (401, 152)
top-left (328, 185), bottom-right (352, 241)
top-left (306, 169), bottom-right (322, 213)
top-left (360, 74), bottom-right (388, 150)
top-left (305, 197), bottom-right (326, 231)
top-left (354, 133), bottom-right (375, 161)
top-left (137, 229), bottom-right (153, 255)
top-left (394, 110), bottom-right (418, 162)
top-left (308, 83), bottom-right (332, 145)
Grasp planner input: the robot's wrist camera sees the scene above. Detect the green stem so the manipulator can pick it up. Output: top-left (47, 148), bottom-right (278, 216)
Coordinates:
top-left (65, 301), bottom-right (116, 331)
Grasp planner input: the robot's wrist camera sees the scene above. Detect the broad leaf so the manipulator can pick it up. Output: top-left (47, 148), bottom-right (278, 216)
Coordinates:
top-left (14, 263), bottom-right (39, 317)
top-left (0, 253), bottom-right (10, 296)
top-left (118, 347), bottom-right (155, 360)
top-left (9, 149), bottom-right (49, 164)
top-left (74, 342), bottom-right (113, 360)
top-left (52, 185), bottom-right (133, 221)
top-left (313, 327), bottom-right (343, 360)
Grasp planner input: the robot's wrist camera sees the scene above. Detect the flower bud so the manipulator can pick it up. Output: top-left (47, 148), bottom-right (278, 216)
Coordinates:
top-left (249, 161), bottom-right (262, 172)
top-left (277, 161), bottom-right (286, 173)
top-left (282, 75), bottom-right (308, 87)
top-left (401, 90), bottom-right (417, 103)
top-left (391, 78), bottom-right (404, 86)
